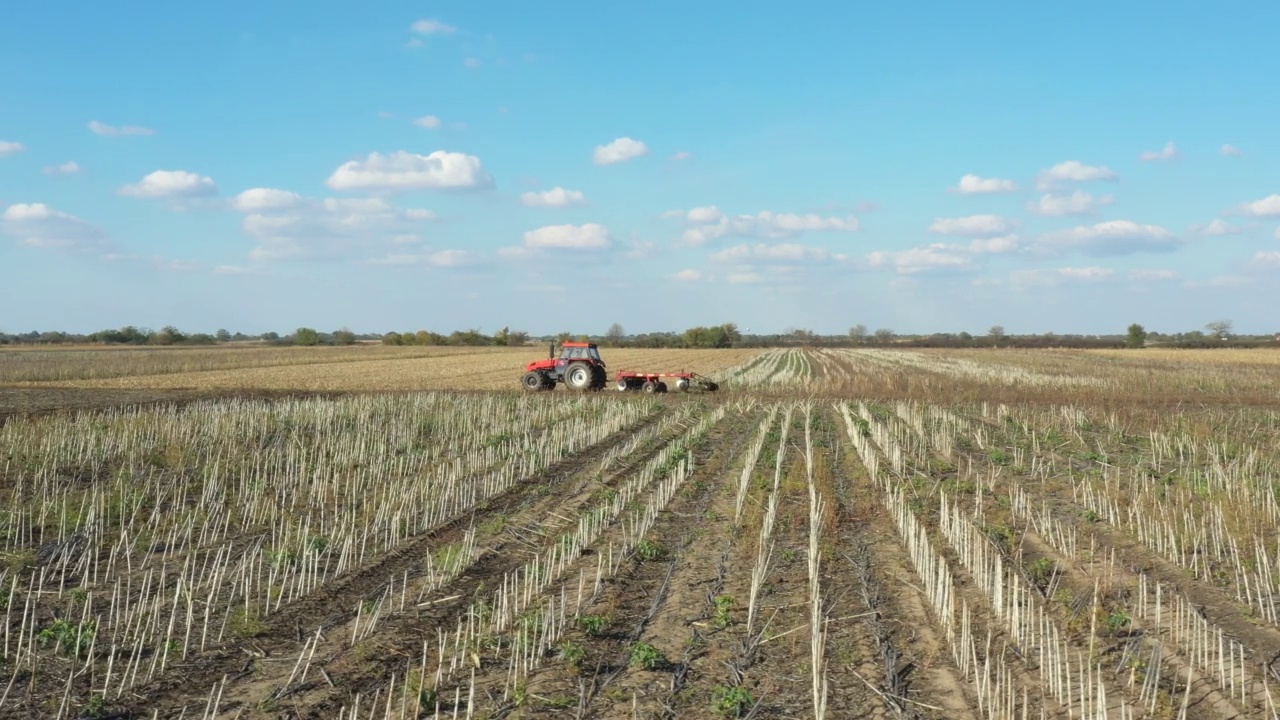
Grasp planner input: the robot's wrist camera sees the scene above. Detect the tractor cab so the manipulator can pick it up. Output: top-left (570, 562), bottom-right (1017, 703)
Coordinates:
top-left (558, 342), bottom-right (604, 365)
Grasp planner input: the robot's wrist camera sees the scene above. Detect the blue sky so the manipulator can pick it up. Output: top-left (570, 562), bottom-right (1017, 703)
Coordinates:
top-left (2, 1), bottom-right (1278, 336)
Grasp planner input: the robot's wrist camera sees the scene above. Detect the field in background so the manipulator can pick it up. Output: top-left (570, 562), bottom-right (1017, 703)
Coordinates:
top-left (3, 347), bottom-right (1280, 718)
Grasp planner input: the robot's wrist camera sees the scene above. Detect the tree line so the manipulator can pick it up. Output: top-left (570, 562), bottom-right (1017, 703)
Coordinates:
top-left (1, 319), bottom-right (1274, 349)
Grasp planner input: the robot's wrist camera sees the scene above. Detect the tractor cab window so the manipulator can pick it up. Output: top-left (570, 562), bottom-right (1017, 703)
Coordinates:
top-left (588, 346), bottom-right (603, 363)
top-left (562, 346), bottom-right (586, 360)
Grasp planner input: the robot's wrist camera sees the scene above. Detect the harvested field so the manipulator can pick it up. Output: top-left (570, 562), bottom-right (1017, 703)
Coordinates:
top-left (0, 345), bottom-right (503, 384)
top-left (9, 347), bottom-right (759, 394)
top-left (2, 347), bottom-right (1280, 719)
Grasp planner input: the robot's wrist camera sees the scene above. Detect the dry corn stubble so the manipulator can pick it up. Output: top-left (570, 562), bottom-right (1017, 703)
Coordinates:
top-left (23, 347), bottom-right (763, 392)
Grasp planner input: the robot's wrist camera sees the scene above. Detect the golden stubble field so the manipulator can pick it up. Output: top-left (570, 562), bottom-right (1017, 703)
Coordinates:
top-left (5, 346), bottom-right (1280, 718)
top-left (2, 345), bottom-right (762, 393)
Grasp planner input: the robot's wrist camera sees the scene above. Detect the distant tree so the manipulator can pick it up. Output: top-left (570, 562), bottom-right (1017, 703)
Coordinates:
top-left (848, 324), bottom-right (868, 344)
top-left (186, 333), bottom-right (216, 345)
top-left (294, 327), bottom-right (321, 346)
top-left (507, 330), bottom-right (529, 346)
top-left (333, 327), bottom-right (356, 346)
top-left (988, 325), bottom-right (1006, 339)
top-left (260, 331), bottom-right (280, 342)
top-left (556, 332), bottom-right (573, 345)
top-left (1205, 319), bottom-right (1233, 340)
top-left (958, 331), bottom-right (973, 342)
top-left (873, 328), bottom-right (895, 344)
top-left (382, 332), bottom-right (403, 346)
top-left (493, 326), bottom-right (510, 347)
top-left (152, 326), bottom-right (186, 345)
top-left (1125, 323), bottom-right (1148, 349)
top-left (606, 323), bottom-right (626, 346)
top-left (214, 329), bottom-right (232, 343)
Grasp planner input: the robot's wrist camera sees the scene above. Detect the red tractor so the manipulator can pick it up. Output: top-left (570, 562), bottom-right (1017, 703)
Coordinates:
top-left (522, 341), bottom-right (609, 391)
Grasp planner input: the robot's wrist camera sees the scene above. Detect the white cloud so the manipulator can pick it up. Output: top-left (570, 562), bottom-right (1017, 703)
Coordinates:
top-left (672, 151), bottom-right (692, 161)
top-left (119, 170), bottom-right (217, 199)
top-left (87, 120), bottom-right (154, 137)
top-left (927, 214), bottom-right (1015, 237)
top-left (1036, 161), bottom-right (1117, 190)
top-left (520, 187), bottom-right (586, 208)
top-left (413, 115), bottom-right (442, 129)
top-left (326, 150), bottom-right (492, 192)
top-left (967, 235), bottom-right (1020, 254)
top-left (727, 272), bottom-right (763, 284)
top-left (1, 203), bottom-right (111, 251)
top-left (672, 269), bottom-right (703, 282)
top-left (1035, 220), bottom-right (1179, 256)
top-left (42, 161), bottom-right (83, 176)
top-left (709, 242), bottom-right (847, 264)
top-left (411, 18), bottom-right (456, 34)
top-left (1011, 266), bottom-right (1114, 287)
top-left (1221, 144), bottom-right (1243, 157)
top-left (592, 137), bottom-right (649, 165)
top-left (686, 205), bottom-right (724, 223)
top-left (235, 195), bottom-right (438, 262)
top-left (1237, 194), bottom-right (1280, 218)
top-left (523, 223), bottom-right (612, 250)
top-left (680, 210), bottom-right (859, 245)
top-left (1250, 251), bottom-right (1280, 271)
top-left (866, 246), bottom-right (974, 275)
top-left (1027, 191), bottom-right (1114, 217)
top-left (0, 141), bottom-right (25, 156)
top-left (951, 174), bottom-right (1016, 195)
top-left (864, 236), bottom-right (1017, 275)
top-left (1129, 269), bottom-right (1180, 281)
top-left (1189, 219), bottom-right (1244, 237)
top-left (232, 188), bottom-right (304, 212)
top-left (1138, 141), bottom-right (1178, 162)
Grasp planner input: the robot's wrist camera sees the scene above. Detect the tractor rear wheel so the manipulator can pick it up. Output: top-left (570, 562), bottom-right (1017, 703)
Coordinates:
top-left (564, 363), bottom-right (593, 390)
top-left (522, 371), bottom-right (548, 391)
top-left (590, 365), bottom-right (607, 391)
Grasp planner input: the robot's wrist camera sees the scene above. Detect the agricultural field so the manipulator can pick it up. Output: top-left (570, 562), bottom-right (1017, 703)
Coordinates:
top-left (2, 347), bottom-right (1280, 718)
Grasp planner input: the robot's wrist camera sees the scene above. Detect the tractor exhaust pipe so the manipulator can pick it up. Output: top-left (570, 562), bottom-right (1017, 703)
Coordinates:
top-left (548, 342), bottom-right (554, 359)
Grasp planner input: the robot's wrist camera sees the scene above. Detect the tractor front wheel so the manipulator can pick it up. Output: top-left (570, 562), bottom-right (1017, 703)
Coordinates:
top-left (522, 371), bottom-right (549, 391)
top-left (564, 363), bottom-right (593, 390)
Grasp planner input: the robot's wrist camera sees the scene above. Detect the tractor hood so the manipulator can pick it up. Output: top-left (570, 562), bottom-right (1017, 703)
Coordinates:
top-left (526, 358), bottom-right (556, 372)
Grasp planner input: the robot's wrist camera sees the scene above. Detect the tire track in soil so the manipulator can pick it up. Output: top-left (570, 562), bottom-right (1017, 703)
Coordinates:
top-left (831, 407), bottom-right (978, 720)
top-left (122, 404), bottom-right (678, 718)
top-left (507, 409), bottom-right (755, 720)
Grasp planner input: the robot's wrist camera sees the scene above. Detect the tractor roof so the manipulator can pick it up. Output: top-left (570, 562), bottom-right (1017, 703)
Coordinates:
top-left (561, 341), bottom-right (597, 348)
